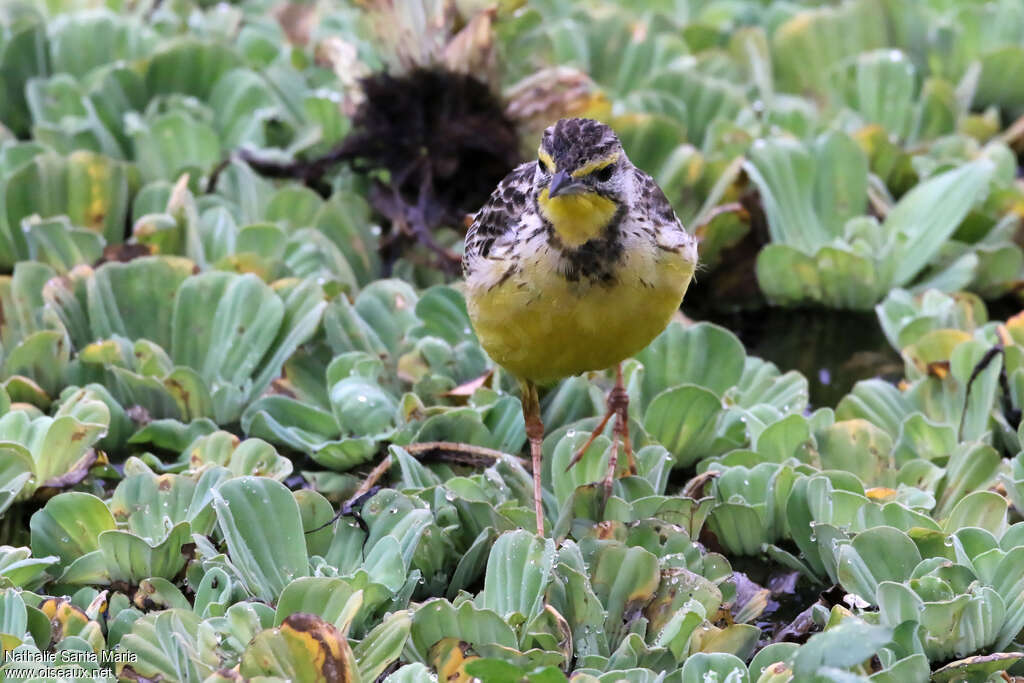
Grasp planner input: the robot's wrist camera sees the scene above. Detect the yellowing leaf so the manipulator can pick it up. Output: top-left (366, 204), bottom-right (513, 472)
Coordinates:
top-left (429, 637), bottom-right (477, 683)
top-left (240, 612), bottom-right (360, 683)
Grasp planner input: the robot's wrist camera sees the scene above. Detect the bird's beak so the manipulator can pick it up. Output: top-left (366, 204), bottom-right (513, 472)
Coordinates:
top-left (548, 170), bottom-right (585, 198)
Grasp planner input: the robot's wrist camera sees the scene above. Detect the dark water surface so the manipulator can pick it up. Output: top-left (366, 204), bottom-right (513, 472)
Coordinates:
top-left (695, 307), bottom-right (903, 408)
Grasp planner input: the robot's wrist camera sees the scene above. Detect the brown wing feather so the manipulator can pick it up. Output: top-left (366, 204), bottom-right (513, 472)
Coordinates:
top-left (463, 162), bottom-right (536, 276)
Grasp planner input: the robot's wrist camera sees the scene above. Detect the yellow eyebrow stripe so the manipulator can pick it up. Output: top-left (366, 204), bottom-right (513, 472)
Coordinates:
top-left (538, 149), bottom-right (555, 172)
top-left (571, 152), bottom-right (620, 178)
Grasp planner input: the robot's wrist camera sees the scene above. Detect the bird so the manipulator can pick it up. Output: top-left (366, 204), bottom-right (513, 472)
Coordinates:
top-left (463, 117), bottom-right (698, 536)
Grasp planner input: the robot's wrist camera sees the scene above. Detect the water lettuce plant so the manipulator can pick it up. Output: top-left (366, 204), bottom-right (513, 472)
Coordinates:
top-left (2, 0), bottom-right (1024, 681)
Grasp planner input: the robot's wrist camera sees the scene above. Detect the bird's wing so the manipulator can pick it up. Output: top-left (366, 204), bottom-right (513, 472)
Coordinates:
top-left (463, 162), bottom-right (536, 275)
top-left (632, 166), bottom-right (693, 252)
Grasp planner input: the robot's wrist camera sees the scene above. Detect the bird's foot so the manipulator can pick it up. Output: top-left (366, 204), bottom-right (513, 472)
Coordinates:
top-left (600, 382), bottom-right (635, 500)
top-left (565, 367), bottom-right (637, 487)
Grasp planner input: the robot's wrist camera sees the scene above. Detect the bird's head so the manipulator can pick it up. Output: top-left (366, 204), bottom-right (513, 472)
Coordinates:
top-left (535, 118), bottom-right (632, 247)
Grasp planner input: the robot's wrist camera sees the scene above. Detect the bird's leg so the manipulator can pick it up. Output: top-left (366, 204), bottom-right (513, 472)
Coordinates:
top-left (612, 363), bottom-right (636, 475)
top-left (521, 379), bottom-right (546, 536)
top-left (565, 364), bottom-right (636, 476)
top-left (602, 422), bottom-right (621, 501)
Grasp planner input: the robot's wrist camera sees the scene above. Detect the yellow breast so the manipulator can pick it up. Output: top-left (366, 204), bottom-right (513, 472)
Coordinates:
top-left (467, 245), bottom-right (696, 384)
top-left (537, 189), bottom-right (619, 248)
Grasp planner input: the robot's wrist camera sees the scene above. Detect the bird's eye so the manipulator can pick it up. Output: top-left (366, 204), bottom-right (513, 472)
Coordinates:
top-left (593, 165), bottom-right (614, 182)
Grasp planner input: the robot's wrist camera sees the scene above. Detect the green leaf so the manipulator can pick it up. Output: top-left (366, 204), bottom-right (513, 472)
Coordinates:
top-left (118, 609), bottom-right (210, 681)
top-left (892, 413), bottom-right (956, 465)
top-left (680, 652), bottom-right (749, 683)
top-left (208, 68), bottom-right (283, 148)
top-left (792, 619), bottom-right (892, 677)
top-left (635, 322), bottom-right (745, 407)
top-left (48, 10), bottom-right (153, 80)
top-left (813, 131), bottom-right (870, 235)
top-left (589, 543), bottom-right (660, 647)
top-left (410, 599), bottom-right (518, 659)
top-left (942, 491), bottom-right (1007, 536)
top-left (171, 272), bottom-right (325, 422)
top-left (0, 21), bottom-right (49, 139)
top-left (745, 137), bottom-right (837, 251)
top-left (413, 286), bottom-right (475, 345)
top-left (644, 384), bottom-right (723, 468)
top-left (188, 432), bottom-right (293, 480)
top-left (817, 419), bottom-right (893, 486)
top-left (749, 643), bottom-right (798, 680)
top-left (212, 477), bottom-right (309, 602)
top-left (22, 217), bottom-right (104, 273)
top-left (109, 466), bottom-right (217, 540)
top-left (481, 529), bottom-right (556, 624)
top-left (131, 110), bottom-right (221, 183)
top-left (82, 256), bottom-right (194, 349)
top-left (0, 546), bottom-right (55, 590)
top-left (330, 377), bottom-right (399, 439)
top-left (144, 38), bottom-right (242, 100)
top-left (836, 527), bottom-right (921, 604)
top-left (753, 414), bottom-right (811, 462)
top-left (835, 379), bottom-right (913, 438)
top-left (843, 50), bottom-right (916, 140)
top-left (884, 160), bottom-right (994, 287)
top-left (935, 443), bottom-right (1001, 519)
top-left (5, 150), bottom-right (132, 252)
top-left (30, 492), bottom-right (115, 570)
top-left (917, 587), bottom-right (1005, 661)
top-left (275, 577), bottom-right (360, 631)
top-left (707, 503), bottom-right (767, 557)
top-left (977, 46), bottom-right (1024, 109)
top-left (756, 243), bottom-right (881, 310)
top-left (691, 623), bottom-right (760, 660)
top-left (353, 610), bottom-right (412, 682)
top-left (771, 1), bottom-right (888, 94)
top-left (98, 522), bottom-right (192, 583)
top-left (172, 271), bottom-right (281, 380)
top-left (0, 588), bottom-right (27, 641)
top-left (384, 663), bottom-right (434, 683)
top-left (549, 431), bottom-right (612, 508)
top-left (314, 192), bottom-right (381, 286)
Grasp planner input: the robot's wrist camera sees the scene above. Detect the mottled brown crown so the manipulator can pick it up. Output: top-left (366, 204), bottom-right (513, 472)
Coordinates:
top-left (540, 118), bottom-right (621, 172)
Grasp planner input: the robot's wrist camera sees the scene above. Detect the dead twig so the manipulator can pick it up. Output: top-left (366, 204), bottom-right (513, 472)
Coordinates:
top-left (349, 454), bottom-right (395, 504)
top-left (305, 468), bottom-right (386, 536)
top-left (306, 441), bottom-right (522, 534)
top-left (681, 470), bottom-right (720, 499)
top-left (373, 167), bottom-right (463, 275)
top-left (404, 440), bottom-right (523, 468)
top-left (958, 341), bottom-right (1019, 440)
top-left (205, 158), bottom-right (232, 194)
top-left (238, 142), bottom-right (355, 197)
top-left (240, 147), bottom-right (462, 275)
top-left (998, 112), bottom-right (1024, 146)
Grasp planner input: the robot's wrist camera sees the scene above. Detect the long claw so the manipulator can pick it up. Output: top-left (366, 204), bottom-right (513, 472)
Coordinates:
top-left (565, 408), bottom-right (614, 471)
top-left (602, 429), bottom-right (620, 503)
top-left (570, 364), bottom-right (637, 487)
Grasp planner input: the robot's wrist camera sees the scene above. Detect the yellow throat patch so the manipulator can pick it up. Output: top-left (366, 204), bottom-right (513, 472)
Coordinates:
top-left (537, 188), bottom-right (618, 248)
